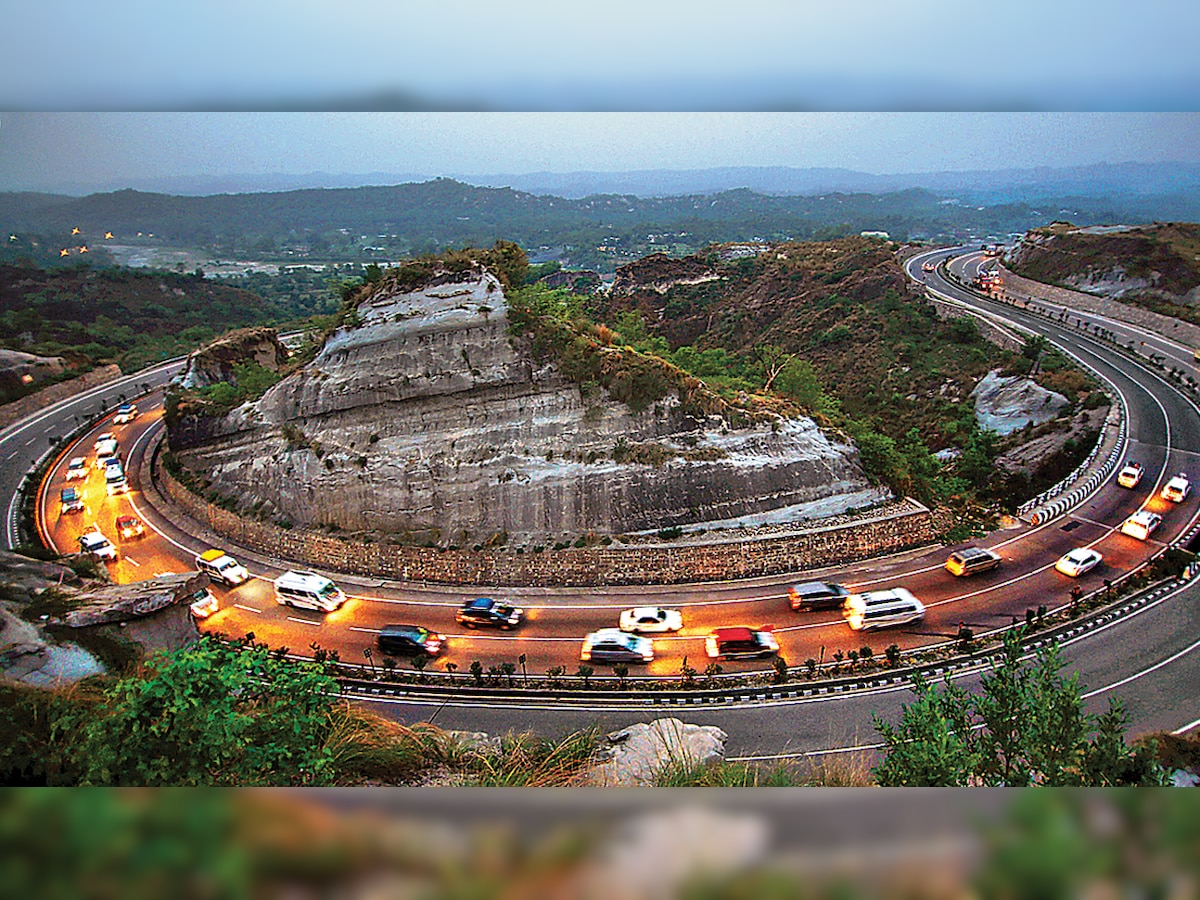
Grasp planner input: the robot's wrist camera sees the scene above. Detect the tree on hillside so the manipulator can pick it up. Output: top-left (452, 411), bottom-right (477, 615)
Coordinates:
top-left (68, 634), bottom-right (339, 786)
top-left (873, 628), bottom-right (1166, 786)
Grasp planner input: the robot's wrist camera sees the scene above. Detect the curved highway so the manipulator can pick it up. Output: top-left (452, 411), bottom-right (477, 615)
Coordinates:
top-left (9, 252), bottom-right (1200, 756)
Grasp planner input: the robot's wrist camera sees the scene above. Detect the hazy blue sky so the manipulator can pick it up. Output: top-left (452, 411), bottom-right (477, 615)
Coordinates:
top-left (2, 113), bottom-right (1198, 194)
top-left (4, 1), bottom-right (1198, 111)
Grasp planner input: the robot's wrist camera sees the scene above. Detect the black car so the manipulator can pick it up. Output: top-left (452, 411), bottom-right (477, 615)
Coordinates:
top-left (377, 624), bottom-right (443, 657)
top-left (455, 596), bottom-right (523, 629)
top-left (788, 581), bottom-right (849, 611)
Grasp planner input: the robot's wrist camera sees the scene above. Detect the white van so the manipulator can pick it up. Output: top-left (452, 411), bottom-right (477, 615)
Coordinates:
top-left (842, 588), bottom-right (926, 632)
top-left (104, 461), bottom-right (128, 495)
top-left (273, 570), bottom-right (346, 612)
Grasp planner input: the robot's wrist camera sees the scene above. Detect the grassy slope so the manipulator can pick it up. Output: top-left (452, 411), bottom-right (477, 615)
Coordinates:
top-left (1010, 222), bottom-right (1200, 322)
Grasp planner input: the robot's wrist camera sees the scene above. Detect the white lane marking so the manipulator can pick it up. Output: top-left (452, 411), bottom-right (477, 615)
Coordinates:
top-left (124, 556), bottom-right (140, 567)
top-left (1082, 634), bottom-right (1200, 699)
top-left (234, 604), bottom-right (262, 614)
top-left (1173, 717), bottom-right (1200, 736)
top-left (5, 451), bottom-right (18, 461)
top-left (0, 362), bottom-right (180, 448)
top-left (286, 616), bottom-right (322, 626)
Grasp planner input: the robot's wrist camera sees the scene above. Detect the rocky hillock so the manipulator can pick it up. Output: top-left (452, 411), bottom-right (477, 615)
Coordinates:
top-left (1009, 222), bottom-right (1200, 308)
top-left (971, 370), bottom-right (1069, 435)
top-left (175, 326), bottom-right (288, 390)
top-left (168, 252), bottom-right (883, 546)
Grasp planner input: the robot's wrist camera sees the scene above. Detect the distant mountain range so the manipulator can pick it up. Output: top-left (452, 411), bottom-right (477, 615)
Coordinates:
top-left (28, 161), bottom-right (1200, 202)
top-left (3, 167), bottom-right (1199, 273)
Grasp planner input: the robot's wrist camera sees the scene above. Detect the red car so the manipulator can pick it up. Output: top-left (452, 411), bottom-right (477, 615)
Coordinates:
top-left (115, 514), bottom-right (145, 539)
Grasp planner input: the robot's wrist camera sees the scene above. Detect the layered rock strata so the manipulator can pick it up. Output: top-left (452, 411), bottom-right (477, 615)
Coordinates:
top-left (171, 266), bottom-right (884, 545)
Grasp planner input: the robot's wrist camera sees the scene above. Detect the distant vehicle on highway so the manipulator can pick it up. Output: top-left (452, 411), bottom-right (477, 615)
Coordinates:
top-left (273, 570), bottom-right (345, 612)
top-left (112, 404), bottom-right (138, 424)
top-left (705, 626), bottom-right (779, 660)
top-left (1162, 474), bottom-right (1191, 503)
top-left (1120, 510), bottom-right (1162, 542)
top-left (64, 457), bottom-right (88, 481)
top-left (581, 629), bottom-right (654, 664)
top-left (92, 432), bottom-right (115, 452)
top-left (922, 261), bottom-right (936, 272)
top-left (1117, 461), bottom-right (1144, 489)
top-left (945, 547), bottom-right (1002, 577)
top-left (189, 585), bottom-right (219, 619)
top-left (104, 460), bottom-right (128, 495)
top-left (1055, 547), bottom-right (1102, 578)
top-left (377, 624), bottom-right (443, 658)
top-left (94, 441), bottom-right (119, 467)
top-left (78, 529), bottom-right (117, 561)
top-left (195, 548), bottom-right (250, 586)
top-left (115, 514), bottom-right (144, 539)
top-left (618, 606), bottom-right (683, 634)
top-left (788, 581), bottom-right (849, 611)
top-left (456, 596), bottom-right (523, 629)
top-left (59, 486), bottom-right (84, 514)
top-left (842, 589), bottom-right (925, 631)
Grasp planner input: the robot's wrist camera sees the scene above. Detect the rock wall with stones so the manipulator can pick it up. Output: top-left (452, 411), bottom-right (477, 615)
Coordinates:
top-left (170, 267), bottom-right (884, 546)
top-left (155, 445), bottom-right (942, 587)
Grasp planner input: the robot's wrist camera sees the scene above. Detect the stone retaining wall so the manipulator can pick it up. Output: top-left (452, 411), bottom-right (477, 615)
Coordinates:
top-left (0, 364), bottom-right (123, 431)
top-left (154, 444), bottom-right (949, 587)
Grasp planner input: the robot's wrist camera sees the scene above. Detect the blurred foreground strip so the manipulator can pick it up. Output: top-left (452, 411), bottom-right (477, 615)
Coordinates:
top-left (5, 789), bottom-right (1200, 898)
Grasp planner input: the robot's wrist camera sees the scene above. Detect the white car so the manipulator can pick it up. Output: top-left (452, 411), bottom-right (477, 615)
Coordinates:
top-left (580, 629), bottom-right (654, 664)
top-left (1162, 474), bottom-right (1191, 503)
top-left (78, 530), bottom-right (118, 561)
top-left (1116, 461), bottom-right (1143, 489)
top-left (92, 432), bottom-right (115, 451)
top-left (1120, 510), bottom-right (1162, 542)
top-left (112, 404), bottom-right (138, 424)
top-left (94, 441), bottom-right (119, 466)
top-left (1055, 547), bottom-right (1102, 578)
top-left (195, 549), bottom-right (251, 587)
top-left (618, 606), bottom-right (683, 634)
top-left (64, 457), bottom-right (88, 480)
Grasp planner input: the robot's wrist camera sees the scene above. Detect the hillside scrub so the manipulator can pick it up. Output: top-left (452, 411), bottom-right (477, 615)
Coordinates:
top-left (1010, 222), bottom-right (1200, 325)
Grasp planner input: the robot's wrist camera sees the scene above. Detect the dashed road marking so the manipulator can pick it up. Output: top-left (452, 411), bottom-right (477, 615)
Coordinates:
top-left (286, 616), bottom-right (322, 626)
top-left (124, 556), bottom-right (140, 567)
top-left (234, 604), bottom-right (262, 614)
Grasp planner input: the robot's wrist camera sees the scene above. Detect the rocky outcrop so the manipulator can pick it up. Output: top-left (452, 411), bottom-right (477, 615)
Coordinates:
top-left (0, 349), bottom-right (65, 403)
top-left (589, 719), bottom-right (729, 786)
top-left (170, 261), bottom-right (881, 546)
top-left (1010, 223), bottom-right (1200, 306)
top-left (611, 253), bottom-right (720, 296)
top-left (48, 573), bottom-right (207, 629)
top-left (175, 326), bottom-right (288, 390)
top-left (972, 370), bottom-right (1069, 435)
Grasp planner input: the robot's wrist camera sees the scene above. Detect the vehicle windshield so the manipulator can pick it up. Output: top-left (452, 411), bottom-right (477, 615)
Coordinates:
top-left (318, 582), bottom-right (338, 599)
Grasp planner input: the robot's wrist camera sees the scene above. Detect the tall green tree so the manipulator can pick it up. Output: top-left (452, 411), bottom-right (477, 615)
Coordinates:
top-left (68, 635), bottom-right (339, 786)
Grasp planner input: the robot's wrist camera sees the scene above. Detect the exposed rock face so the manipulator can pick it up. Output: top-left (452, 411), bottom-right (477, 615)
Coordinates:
top-left (176, 326), bottom-right (288, 389)
top-left (50, 573), bottom-right (207, 629)
top-left (0, 348), bottom-right (65, 399)
top-left (1010, 223), bottom-right (1200, 306)
top-left (611, 253), bottom-right (720, 296)
top-left (172, 264), bottom-right (881, 545)
top-left (971, 370), bottom-right (1069, 435)
top-left (590, 718), bottom-right (729, 786)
